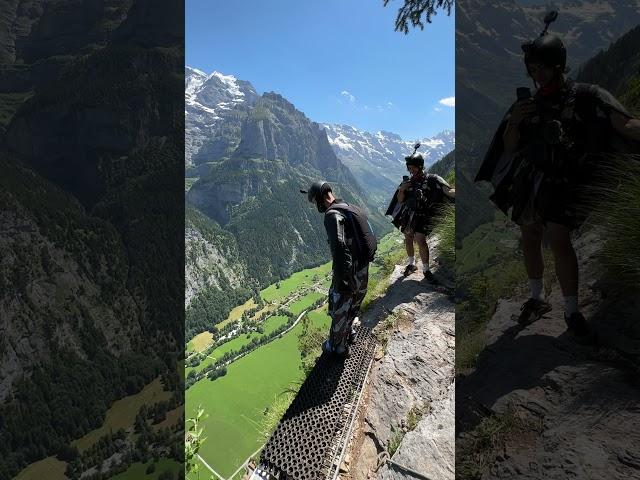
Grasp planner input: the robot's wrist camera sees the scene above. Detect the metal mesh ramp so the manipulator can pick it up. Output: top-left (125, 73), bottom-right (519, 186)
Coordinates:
top-left (253, 326), bottom-right (376, 480)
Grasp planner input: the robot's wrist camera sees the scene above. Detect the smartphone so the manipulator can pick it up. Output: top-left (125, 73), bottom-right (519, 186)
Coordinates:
top-left (402, 175), bottom-right (409, 182)
top-left (517, 87), bottom-right (532, 101)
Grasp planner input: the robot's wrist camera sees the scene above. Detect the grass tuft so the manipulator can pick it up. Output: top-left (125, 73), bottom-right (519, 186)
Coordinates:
top-left (588, 155), bottom-right (640, 291)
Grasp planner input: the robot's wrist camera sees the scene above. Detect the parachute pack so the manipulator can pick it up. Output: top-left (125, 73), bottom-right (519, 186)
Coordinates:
top-left (326, 203), bottom-right (377, 263)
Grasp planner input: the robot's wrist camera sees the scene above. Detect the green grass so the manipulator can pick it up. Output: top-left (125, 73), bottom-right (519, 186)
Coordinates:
top-left (457, 213), bottom-right (518, 276)
top-left (433, 204), bottom-right (455, 266)
top-left (362, 231), bottom-right (406, 310)
top-left (111, 459), bottom-right (181, 480)
top-left (288, 291), bottom-right (324, 315)
top-left (186, 308), bottom-right (331, 478)
top-left (216, 297), bottom-right (257, 330)
top-left (72, 377), bottom-right (171, 451)
top-left (187, 331), bottom-right (213, 354)
top-left (15, 457), bottom-right (67, 480)
top-left (186, 315), bottom-right (290, 377)
top-left (388, 427), bottom-right (404, 457)
top-left (260, 262), bottom-right (331, 303)
top-left (457, 406), bottom-right (540, 480)
top-left (456, 323), bottom-right (487, 374)
top-left (588, 156), bottom-right (640, 291)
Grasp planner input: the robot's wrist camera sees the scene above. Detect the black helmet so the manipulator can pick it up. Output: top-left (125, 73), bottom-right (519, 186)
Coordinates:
top-left (301, 181), bottom-right (332, 212)
top-left (522, 34), bottom-right (567, 72)
top-left (405, 152), bottom-right (424, 168)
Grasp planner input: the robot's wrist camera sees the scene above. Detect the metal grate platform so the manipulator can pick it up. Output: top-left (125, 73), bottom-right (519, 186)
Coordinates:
top-left (254, 326), bottom-right (376, 480)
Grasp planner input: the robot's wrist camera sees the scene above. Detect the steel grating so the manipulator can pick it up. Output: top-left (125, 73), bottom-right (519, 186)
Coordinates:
top-left (254, 326), bottom-right (376, 480)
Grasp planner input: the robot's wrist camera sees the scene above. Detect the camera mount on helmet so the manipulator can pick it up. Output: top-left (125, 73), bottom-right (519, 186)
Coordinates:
top-left (521, 10), bottom-right (567, 75)
top-left (405, 142), bottom-right (425, 168)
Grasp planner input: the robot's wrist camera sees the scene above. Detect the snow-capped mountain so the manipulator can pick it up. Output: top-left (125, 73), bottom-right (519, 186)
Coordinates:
top-left (184, 65), bottom-right (454, 206)
top-left (322, 124), bottom-right (455, 204)
top-left (185, 66), bottom-right (258, 165)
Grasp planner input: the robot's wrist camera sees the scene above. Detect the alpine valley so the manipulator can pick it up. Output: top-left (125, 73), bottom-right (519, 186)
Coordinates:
top-left (184, 66), bottom-right (454, 340)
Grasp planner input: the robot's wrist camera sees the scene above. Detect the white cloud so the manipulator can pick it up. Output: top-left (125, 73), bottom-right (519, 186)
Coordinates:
top-left (438, 96), bottom-right (455, 107)
top-left (387, 102), bottom-right (394, 108)
top-left (434, 106), bottom-right (442, 112)
top-left (341, 90), bottom-right (356, 103)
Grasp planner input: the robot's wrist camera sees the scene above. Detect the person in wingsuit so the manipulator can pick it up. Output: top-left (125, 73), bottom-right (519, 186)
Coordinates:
top-left (386, 144), bottom-right (455, 282)
top-left (302, 181), bottom-right (376, 358)
top-left (475, 11), bottom-right (640, 335)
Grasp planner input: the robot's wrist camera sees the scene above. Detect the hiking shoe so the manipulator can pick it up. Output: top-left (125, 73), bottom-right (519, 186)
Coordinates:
top-left (403, 264), bottom-right (418, 276)
top-left (565, 312), bottom-right (590, 337)
top-left (349, 317), bottom-right (360, 344)
top-left (518, 298), bottom-right (552, 325)
top-left (335, 344), bottom-right (350, 358)
top-left (423, 271), bottom-right (437, 283)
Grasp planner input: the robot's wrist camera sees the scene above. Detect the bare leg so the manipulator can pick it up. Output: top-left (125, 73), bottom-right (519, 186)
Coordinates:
top-left (545, 222), bottom-right (578, 297)
top-left (404, 231), bottom-right (415, 259)
top-left (414, 232), bottom-right (430, 270)
top-left (517, 222), bottom-right (551, 323)
top-left (520, 223), bottom-right (544, 280)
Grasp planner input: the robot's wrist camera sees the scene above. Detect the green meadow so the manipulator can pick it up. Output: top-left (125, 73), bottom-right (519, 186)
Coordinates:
top-left (186, 307), bottom-right (331, 478)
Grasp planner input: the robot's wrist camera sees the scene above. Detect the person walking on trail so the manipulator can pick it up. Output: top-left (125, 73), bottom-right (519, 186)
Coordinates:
top-left (301, 181), bottom-right (376, 358)
top-left (475, 11), bottom-right (640, 336)
top-left (386, 143), bottom-right (455, 283)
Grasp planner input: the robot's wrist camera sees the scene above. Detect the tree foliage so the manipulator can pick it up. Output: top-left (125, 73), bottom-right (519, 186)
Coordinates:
top-left (384, 0), bottom-right (454, 33)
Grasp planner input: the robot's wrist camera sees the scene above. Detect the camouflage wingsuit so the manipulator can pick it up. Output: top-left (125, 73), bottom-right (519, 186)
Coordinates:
top-left (324, 203), bottom-right (369, 351)
top-left (327, 262), bottom-right (368, 349)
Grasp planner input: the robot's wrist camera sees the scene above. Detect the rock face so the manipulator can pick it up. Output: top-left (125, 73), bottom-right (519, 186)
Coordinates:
top-left (456, 228), bottom-right (640, 479)
top-left (0, 2), bottom-right (183, 476)
top-left (185, 207), bottom-right (247, 307)
top-left (346, 249), bottom-right (455, 480)
top-left (0, 168), bottom-right (141, 401)
top-left (185, 66), bottom-right (258, 166)
top-left (322, 124), bottom-right (454, 206)
top-left (183, 68), bottom-right (391, 340)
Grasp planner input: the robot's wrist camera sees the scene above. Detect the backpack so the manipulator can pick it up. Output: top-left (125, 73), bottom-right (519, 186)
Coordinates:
top-left (326, 203), bottom-right (377, 263)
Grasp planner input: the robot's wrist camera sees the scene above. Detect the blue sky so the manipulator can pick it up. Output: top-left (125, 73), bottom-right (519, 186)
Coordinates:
top-left (186, 0), bottom-right (454, 140)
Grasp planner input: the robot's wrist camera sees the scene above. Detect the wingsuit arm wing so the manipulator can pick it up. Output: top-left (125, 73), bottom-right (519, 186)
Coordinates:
top-left (475, 103), bottom-right (517, 184)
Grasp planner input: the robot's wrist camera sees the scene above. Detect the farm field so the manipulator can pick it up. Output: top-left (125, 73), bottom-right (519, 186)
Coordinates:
top-left (186, 306), bottom-right (331, 479)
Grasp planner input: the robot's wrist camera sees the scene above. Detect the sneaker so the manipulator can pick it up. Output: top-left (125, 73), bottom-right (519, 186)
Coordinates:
top-left (518, 298), bottom-right (552, 325)
top-left (335, 344), bottom-right (350, 358)
top-left (404, 264), bottom-right (418, 276)
top-left (564, 312), bottom-right (590, 337)
top-left (423, 271), bottom-right (437, 283)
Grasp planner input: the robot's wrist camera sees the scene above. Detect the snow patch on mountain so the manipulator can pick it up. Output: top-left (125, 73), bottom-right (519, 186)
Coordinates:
top-left (323, 123), bottom-right (454, 170)
top-left (185, 66), bottom-right (258, 165)
top-left (321, 124), bottom-right (454, 204)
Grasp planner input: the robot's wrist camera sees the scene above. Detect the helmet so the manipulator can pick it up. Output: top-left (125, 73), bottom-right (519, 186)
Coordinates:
top-left (522, 34), bottom-right (567, 73)
top-left (303, 181), bottom-right (332, 212)
top-left (405, 152), bottom-right (424, 168)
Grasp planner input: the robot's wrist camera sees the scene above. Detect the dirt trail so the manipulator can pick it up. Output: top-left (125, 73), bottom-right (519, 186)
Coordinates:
top-left (456, 229), bottom-right (640, 479)
top-left (342, 243), bottom-right (455, 480)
